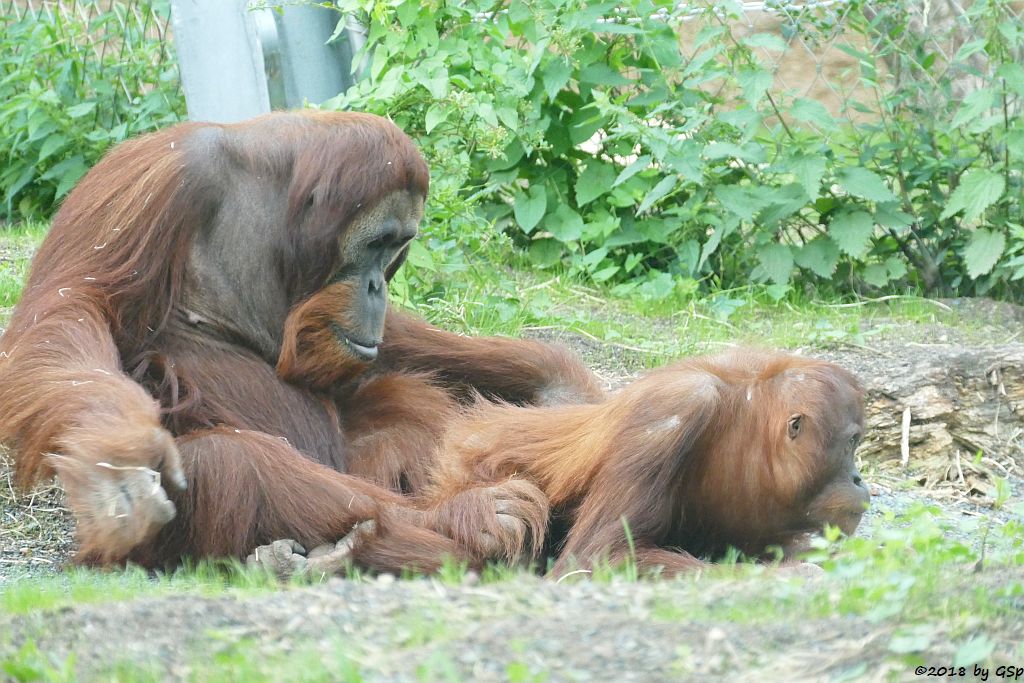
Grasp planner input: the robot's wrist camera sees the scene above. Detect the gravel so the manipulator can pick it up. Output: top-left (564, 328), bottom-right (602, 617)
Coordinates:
top-left (2, 300), bottom-right (1023, 680)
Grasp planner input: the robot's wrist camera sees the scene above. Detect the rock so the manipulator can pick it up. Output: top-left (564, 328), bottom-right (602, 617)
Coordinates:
top-left (820, 343), bottom-right (1024, 502)
top-left (850, 345), bottom-right (1024, 467)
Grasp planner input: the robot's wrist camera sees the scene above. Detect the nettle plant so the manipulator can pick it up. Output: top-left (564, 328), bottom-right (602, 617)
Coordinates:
top-left (0, 1), bottom-right (183, 220)
top-left (331, 0), bottom-right (1024, 299)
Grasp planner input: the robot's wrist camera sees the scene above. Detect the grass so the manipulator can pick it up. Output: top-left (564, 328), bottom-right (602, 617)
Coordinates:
top-left (2, 505), bottom-right (1021, 682)
top-left (2, 637), bottom-right (368, 683)
top-left (3, 503), bottom-right (1021, 614)
top-left (0, 561), bottom-right (291, 616)
top-left (395, 263), bottom-right (1001, 371)
top-left (1, 225), bottom-right (1023, 680)
top-left (651, 504), bottom-right (1024, 625)
top-left (1, 221), bottom-right (999, 360)
top-left (0, 221), bottom-right (46, 312)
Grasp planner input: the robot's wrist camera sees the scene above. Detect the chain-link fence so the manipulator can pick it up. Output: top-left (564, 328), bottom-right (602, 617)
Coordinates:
top-left (5, 1), bottom-right (1020, 128)
top-left (680, 0), bottom-right (1024, 123)
top-left (1, 0), bottom-right (179, 104)
top-left (0, 0), bottom-right (183, 218)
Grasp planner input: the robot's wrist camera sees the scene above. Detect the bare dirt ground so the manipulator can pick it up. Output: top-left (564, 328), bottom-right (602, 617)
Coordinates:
top-left (5, 568), bottom-right (1023, 682)
top-left (1, 300), bottom-right (1023, 681)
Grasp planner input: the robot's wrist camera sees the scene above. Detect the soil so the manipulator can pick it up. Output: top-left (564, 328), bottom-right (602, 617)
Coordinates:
top-left (4, 570), bottom-right (1022, 682)
top-left (1, 299), bottom-right (1023, 681)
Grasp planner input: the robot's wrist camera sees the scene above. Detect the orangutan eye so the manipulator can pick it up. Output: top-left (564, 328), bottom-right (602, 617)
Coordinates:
top-left (787, 414), bottom-right (803, 439)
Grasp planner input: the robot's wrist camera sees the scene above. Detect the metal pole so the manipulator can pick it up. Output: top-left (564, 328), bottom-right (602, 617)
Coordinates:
top-left (272, 5), bottom-right (358, 108)
top-left (169, 0), bottom-right (270, 123)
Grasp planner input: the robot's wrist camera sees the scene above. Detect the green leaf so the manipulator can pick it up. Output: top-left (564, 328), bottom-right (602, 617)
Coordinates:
top-left (636, 175), bottom-right (676, 214)
top-left (424, 69), bottom-right (450, 99)
top-left (997, 63), bottom-right (1024, 97)
top-left (475, 102), bottom-right (498, 127)
top-left (622, 84), bottom-right (671, 108)
top-left (424, 106), bottom-right (448, 134)
top-left (529, 238), bottom-right (562, 267)
top-left (714, 184), bottom-right (774, 221)
top-left (635, 219), bottom-right (672, 245)
top-left (861, 262), bottom-right (891, 288)
top-left (837, 167), bottom-right (896, 203)
top-left (569, 108), bottom-right (605, 145)
top-left (757, 243), bottom-right (794, 284)
top-left (26, 117), bottom-right (58, 144)
top-left (605, 223), bottom-right (647, 248)
top-left (963, 228), bottom-right (1006, 279)
top-left (496, 106), bottom-right (518, 129)
top-left (704, 142), bottom-right (765, 163)
top-left (737, 68), bottom-right (772, 105)
top-left (951, 88), bottom-right (995, 129)
top-left (954, 38), bottom-right (988, 61)
top-left (404, 239), bottom-right (436, 271)
top-left (580, 246), bottom-right (608, 271)
top-left (765, 283), bottom-right (790, 301)
top-left (885, 255), bottom-right (907, 280)
top-left (37, 134), bottom-right (68, 163)
top-left (875, 202), bottom-right (914, 230)
top-left (789, 154), bottom-right (826, 200)
top-left (513, 185), bottom-right (547, 234)
top-left (66, 101), bottom-right (97, 119)
top-left (794, 236), bottom-right (840, 278)
top-left (829, 210), bottom-right (875, 258)
top-left (759, 183), bottom-right (808, 226)
top-left (590, 265), bottom-right (620, 282)
top-left (953, 635), bottom-right (995, 668)
top-left (508, 0), bottom-right (531, 24)
top-left (1008, 129), bottom-right (1024, 158)
top-left (694, 25), bottom-right (726, 48)
top-left (940, 169), bottom-right (1006, 221)
top-left (698, 215), bottom-right (739, 271)
top-left (663, 142), bottom-right (704, 183)
top-left (646, 25), bottom-right (682, 68)
top-left (576, 161), bottom-right (616, 206)
top-left (888, 629), bottom-right (932, 654)
top-left (789, 98), bottom-right (835, 128)
top-left (741, 33), bottom-right (788, 52)
top-left (52, 156), bottom-right (89, 199)
top-left (718, 109), bottom-right (761, 140)
top-left (546, 204), bottom-right (584, 242)
top-left (594, 21), bottom-right (641, 34)
top-left (4, 164), bottom-right (35, 203)
top-left (542, 58), bottom-right (573, 101)
top-left (396, 2), bottom-right (418, 27)
top-left (578, 63), bottom-right (632, 87)
top-left (613, 155), bottom-right (651, 187)
top-left (624, 252), bottom-right (643, 273)
top-left (637, 271), bottom-right (675, 300)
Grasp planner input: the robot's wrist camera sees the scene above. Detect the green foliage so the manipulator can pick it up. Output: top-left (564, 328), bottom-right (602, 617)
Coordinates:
top-left (1, 642), bottom-right (76, 683)
top-left (0, 561), bottom-right (281, 616)
top-left (0, 221), bottom-right (46, 308)
top-left (329, 0), bottom-right (1024, 299)
top-left (0, 1), bottom-right (184, 220)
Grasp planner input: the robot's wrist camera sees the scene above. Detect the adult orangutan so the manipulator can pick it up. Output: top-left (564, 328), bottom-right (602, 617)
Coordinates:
top-left (414, 348), bottom-right (870, 576)
top-left (0, 111), bottom-right (602, 572)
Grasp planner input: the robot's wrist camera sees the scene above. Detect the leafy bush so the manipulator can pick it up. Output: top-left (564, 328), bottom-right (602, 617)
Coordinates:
top-left (0, 1), bottom-right (184, 220)
top-left (330, 0), bottom-right (1024, 299)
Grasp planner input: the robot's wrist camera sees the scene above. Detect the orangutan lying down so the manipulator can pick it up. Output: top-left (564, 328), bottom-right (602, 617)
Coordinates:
top-left (249, 348), bottom-right (869, 578)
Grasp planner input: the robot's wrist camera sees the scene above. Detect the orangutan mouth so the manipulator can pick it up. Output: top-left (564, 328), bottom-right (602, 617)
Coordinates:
top-left (330, 323), bottom-right (379, 362)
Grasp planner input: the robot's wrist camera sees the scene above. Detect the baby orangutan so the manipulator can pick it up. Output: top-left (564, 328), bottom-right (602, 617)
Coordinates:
top-left (249, 348), bottom-right (869, 578)
top-left (422, 347), bottom-right (869, 576)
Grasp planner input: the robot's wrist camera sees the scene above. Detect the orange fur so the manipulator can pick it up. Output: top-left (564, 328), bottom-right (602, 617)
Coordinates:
top-left (277, 282), bottom-right (369, 389)
top-left (423, 348), bottom-right (869, 575)
top-left (0, 111), bottom-right (603, 571)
